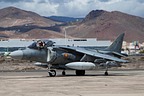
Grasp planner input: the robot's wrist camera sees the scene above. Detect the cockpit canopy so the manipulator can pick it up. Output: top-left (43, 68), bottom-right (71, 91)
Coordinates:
top-left (28, 40), bottom-right (55, 49)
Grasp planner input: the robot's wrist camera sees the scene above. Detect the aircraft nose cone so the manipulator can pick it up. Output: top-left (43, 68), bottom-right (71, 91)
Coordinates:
top-left (10, 50), bottom-right (23, 59)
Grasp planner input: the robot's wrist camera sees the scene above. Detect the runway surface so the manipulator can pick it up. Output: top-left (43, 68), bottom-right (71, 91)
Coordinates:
top-left (0, 70), bottom-right (144, 96)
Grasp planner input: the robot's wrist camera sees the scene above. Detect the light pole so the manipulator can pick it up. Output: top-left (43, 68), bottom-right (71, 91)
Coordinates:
top-left (64, 27), bottom-right (67, 46)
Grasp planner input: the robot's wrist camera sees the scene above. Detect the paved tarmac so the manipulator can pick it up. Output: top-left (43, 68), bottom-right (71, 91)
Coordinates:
top-left (0, 70), bottom-right (144, 96)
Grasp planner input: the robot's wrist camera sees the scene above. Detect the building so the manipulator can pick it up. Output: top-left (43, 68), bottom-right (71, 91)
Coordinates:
top-left (0, 38), bottom-right (111, 53)
top-left (49, 38), bottom-right (111, 47)
top-left (0, 39), bottom-right (34, 53)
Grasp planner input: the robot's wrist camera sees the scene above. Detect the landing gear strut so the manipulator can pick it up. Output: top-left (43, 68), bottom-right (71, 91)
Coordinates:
top-left (104, 63), bottom-right (109, 76)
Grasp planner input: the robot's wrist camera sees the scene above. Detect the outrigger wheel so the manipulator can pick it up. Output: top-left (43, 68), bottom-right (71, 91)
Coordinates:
top-left (105, 71), bottom-right (108, 76)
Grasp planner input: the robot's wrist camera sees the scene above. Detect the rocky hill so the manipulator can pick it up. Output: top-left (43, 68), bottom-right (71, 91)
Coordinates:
top-left (65, 10), bottom-right (144, 42)
top-left (0, 7), bottom-right (64, 39)
top-left (0, 7), bottom-right (61, 27)
top-left (0, 7), bottom-right (144, 42)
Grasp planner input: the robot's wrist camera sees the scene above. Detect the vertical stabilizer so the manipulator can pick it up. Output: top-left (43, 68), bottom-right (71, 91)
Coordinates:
top-left (104, 33), bottom-right (125, 53)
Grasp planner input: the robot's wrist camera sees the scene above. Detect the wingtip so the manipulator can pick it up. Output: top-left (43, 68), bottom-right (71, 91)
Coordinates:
top-left (123, 60), bottom-right (129, 63)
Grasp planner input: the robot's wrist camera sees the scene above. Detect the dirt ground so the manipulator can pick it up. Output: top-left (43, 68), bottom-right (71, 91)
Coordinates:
top-left (0, 55), bottom-right (143, 96)
top-left (0, 70), bottom-right (144, 96)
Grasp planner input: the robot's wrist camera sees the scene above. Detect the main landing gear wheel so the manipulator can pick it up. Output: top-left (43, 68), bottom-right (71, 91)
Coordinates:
top-left (48, 70), bottom-right (56, 77)
top-left (62, 70), bottom-right (66, 76)
top-left (76, 70), bottom-right (85, 76)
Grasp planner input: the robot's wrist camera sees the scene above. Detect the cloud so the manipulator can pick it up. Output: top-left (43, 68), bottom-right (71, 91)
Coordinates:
top-left (99, 0), bottom-right (144, 17)
top-left (56, 0), bottom-right (96, 17)
top-left (0, 0), bottom-right (144, 18)
top-left (0, 0), bottom-right (33, 3)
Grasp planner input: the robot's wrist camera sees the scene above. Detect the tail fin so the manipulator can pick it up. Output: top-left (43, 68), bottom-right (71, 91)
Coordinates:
top-left (104, 33), bottom-right (125, 53)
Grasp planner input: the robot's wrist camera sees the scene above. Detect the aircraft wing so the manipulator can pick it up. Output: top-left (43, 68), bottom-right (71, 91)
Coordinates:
top-left (60, 46), bottom-right (128, 63)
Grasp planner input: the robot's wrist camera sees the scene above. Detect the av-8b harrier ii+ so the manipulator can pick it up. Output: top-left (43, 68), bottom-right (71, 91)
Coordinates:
top-left (10, 33), bottom-right (128, 77)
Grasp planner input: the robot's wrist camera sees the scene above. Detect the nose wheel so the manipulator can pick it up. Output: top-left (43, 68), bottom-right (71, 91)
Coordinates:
top-left (48, 70), bottom-right (56, 77)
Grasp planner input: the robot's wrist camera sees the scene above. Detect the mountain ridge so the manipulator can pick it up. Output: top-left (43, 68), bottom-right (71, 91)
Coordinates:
top-left (0, 7), bottom-right (143, 42)
top-left (0, 7), bottom-right (64, 39)
top-left (65, 10), bottom-right (144, 42)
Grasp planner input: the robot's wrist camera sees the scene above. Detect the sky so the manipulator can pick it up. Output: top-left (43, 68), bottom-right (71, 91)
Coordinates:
top-left (0, 0), bottom-right (144, 18)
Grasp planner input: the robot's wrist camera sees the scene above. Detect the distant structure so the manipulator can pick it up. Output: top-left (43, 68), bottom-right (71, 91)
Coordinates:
top-left (49, 38), bottom-right (111, 47)
top-left (0, 39), bottom-right (34, 53)
top-left (0, 38), bottom-right (111, 53)
top-left (1, 38), bottom-right (143, 55)
top-left (122, 41), bottom-right (144, 55)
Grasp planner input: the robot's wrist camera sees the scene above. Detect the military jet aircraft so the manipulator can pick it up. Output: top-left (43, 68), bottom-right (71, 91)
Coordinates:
top-left (9, 33), bottom-right (128, 77)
